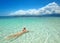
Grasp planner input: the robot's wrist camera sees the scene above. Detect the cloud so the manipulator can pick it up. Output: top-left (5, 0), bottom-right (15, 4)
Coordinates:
top-left (10, 9), bottom-right (40, 15)
top-left (10, 2), bottom-right (60, 15)
top-left (10, 10), bottom-right (26, 15)
top-left (38, 2), bottom-right (60, 14)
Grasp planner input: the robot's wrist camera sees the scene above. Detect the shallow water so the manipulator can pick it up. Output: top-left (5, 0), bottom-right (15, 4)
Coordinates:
top-left (0, 17), bottom-right (60, 43)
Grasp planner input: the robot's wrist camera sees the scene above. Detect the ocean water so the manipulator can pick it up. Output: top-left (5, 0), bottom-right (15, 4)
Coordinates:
top-left (0, 17), bottom-right (60, 43)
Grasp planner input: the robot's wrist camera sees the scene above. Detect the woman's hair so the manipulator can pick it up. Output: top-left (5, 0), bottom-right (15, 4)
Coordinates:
top-left (23, 27), bottom-right (26, 29)
top-left (22, 27), bottom-right (26, 31)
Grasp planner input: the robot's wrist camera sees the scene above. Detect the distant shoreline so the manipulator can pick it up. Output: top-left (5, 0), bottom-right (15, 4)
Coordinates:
top-left (0, 14), bottom-right (60, 18)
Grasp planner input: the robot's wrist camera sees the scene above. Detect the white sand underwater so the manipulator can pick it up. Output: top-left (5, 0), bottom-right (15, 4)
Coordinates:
top-left (0, 17), bottom-right (60, 43)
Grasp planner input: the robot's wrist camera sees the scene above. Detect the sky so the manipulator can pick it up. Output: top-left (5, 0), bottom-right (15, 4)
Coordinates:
top-left (0, 0), bottom-right (60, 16)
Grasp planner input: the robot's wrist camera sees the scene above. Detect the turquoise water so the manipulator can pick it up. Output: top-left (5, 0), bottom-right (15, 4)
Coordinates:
top-left (0, 17), bottom-right (60, 43)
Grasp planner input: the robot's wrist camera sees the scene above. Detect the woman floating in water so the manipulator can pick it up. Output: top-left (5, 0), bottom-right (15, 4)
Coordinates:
top-left (5, 27), bottom-right (28, 39)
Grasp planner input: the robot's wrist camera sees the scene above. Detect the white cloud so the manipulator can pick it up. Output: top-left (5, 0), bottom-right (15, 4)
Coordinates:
top-left (10, 9), bottom-right (40, 15)
top-left (26, 9), bottom-right (40, 15)
top-left (10, 2), bottom-right (60, 15)
top-left (10, 10), bottom-right (26, 15)
top-left (38, 2), bottom-right (60, 14)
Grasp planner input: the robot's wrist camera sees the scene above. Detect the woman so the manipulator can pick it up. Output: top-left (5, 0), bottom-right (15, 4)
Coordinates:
top-left (5, 27), bottom-right (27, 39)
